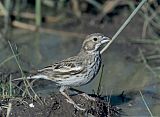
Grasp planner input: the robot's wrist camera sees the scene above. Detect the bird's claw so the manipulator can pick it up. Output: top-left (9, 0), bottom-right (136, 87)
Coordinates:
top-left (80, 93), bottom-right (96, 101)
top-left (65, 99), bottom-right (85, 111)
top-left (74, 104), bottom-right (85, 111)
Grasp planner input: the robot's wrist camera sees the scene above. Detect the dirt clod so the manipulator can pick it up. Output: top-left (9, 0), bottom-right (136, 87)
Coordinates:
top-left (0, 94), bottom-right (121, 117)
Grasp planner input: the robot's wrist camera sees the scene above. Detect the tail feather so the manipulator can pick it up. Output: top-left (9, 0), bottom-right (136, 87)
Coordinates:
top-left (12, 75), bottom-right (48, 81)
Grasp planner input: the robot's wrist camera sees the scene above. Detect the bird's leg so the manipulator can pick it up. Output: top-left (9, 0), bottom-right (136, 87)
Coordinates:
top-left (59, 86), bottom-right (85, 111)
top-left (70, 88), bottom-right (95, 101)
top-left (79, 93), bottom-right (96, 101)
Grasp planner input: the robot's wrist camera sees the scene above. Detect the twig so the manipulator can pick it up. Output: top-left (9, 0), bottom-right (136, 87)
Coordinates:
top-left (100, 0), bottom-right (148, 54)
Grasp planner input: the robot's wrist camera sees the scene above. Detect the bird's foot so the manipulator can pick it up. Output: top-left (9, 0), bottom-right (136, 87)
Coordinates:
top-left (66, 99), bottom-right (85, 111)
top-left (79, 93), bottom-right (96, 101)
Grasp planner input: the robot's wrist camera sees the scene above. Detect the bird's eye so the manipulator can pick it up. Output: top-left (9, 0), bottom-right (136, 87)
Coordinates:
top-left (93, 38), bottom-right (97, 41)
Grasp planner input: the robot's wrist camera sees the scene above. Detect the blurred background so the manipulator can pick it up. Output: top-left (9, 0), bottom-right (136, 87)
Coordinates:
top-left (0, 0), bottom-right (160, 116)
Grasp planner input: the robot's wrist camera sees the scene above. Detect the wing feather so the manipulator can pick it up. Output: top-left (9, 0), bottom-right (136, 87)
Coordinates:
top-left (37, 57), bottom-right (85, 76)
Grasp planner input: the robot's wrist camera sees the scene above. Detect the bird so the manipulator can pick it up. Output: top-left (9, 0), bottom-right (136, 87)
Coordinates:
top-left (14, 33), bottom-right (110, 110)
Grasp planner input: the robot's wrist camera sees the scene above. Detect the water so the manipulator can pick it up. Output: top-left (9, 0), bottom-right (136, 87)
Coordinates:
top-left (0, 29), bottom-right (160, 116)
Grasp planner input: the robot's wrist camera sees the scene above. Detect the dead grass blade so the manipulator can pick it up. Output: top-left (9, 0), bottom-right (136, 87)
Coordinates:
top-left (139, 90), bottom-right (154, 117)
top-left (102, 0), bottom-right (121, 14)
top-left (101, 0), bottom-right (148, 54)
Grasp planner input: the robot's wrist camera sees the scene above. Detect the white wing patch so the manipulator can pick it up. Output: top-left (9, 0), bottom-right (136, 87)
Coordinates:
top-left (30, 74), bottom-right (48, 79)
top-left (54, 66), bottom-right (82, 73)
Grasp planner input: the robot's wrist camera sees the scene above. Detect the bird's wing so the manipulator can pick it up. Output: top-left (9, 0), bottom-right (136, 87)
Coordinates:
top-left (12, 57), bottom-right (86, 81)
top-left (37, 57), bottom-right (85, 76)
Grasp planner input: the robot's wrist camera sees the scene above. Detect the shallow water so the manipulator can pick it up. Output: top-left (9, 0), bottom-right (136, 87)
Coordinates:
top-left (0, 29), bottom-right (160, 116)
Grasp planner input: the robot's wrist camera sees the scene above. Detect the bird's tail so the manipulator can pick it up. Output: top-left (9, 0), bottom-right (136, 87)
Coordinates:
top-left (12, 74), bottom-right (48, 81)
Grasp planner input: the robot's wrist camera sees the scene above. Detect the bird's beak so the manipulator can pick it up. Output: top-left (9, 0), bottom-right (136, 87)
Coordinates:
top-left (101, 36), bottom-right (110, 44)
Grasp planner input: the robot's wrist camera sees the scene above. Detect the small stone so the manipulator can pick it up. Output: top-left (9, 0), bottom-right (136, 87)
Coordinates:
top-left (29, 103), bottom-right (34, 108)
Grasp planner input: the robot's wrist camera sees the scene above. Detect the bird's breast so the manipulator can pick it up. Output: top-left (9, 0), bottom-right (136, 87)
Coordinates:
top-left (84, 54), bottom-right (101, 84)
top-left (55, 53), bottom-right (101, 87)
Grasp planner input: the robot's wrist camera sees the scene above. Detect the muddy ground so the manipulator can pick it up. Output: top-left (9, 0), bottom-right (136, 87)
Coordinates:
top-left (0, 94), bottom-right (122, 117)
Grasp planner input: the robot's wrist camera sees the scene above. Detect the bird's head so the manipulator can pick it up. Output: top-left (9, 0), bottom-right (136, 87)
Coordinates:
top-left (82, 33), bottom-right (110, 53)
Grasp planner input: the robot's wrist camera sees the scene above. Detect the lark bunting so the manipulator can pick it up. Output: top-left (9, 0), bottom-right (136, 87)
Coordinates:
top-left (14, 33), bottom-right (110, 110)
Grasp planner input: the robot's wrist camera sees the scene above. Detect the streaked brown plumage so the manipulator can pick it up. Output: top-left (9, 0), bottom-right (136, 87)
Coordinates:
top-left (15, 33), bottom-right (110, 110)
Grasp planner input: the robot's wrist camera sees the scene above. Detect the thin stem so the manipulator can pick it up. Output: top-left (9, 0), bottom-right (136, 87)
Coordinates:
top-left (85, 0), bottom-right (102, 11)
top-left (101, 0), bottom-right (148, 54)
top-left (6, 103), bottom-right (12, 117)
top-left (9, 75), bottom-right (12, 97)
top-left (138, 48), bottom-right (158, 78)
top-left (0, 1), bottom-right (8, 15)
top-left (97, 64), bottom-right (104, 96)
top-left (8, 41), bottom-right (32, 97)
top-left (35, 0), bottom-right (41, 27)
top-left (0, 54), bottom-right (20, 67)
top-left (139, 90), bottom-right (154, 117)
top-left (4, 0), bottom-right (10, 34)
